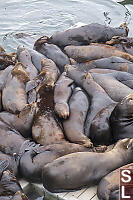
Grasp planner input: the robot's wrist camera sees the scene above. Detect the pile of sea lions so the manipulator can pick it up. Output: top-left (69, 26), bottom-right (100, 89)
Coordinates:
top-left (1, 22), bottom-right (133, 199)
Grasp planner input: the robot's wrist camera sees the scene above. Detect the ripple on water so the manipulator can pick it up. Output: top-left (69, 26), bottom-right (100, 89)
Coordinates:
top-left (0, 0), bottom-right (132, 52)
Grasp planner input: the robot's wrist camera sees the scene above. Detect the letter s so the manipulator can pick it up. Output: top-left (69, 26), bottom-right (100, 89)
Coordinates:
top-left (121, 170), bottom-right (131, 183)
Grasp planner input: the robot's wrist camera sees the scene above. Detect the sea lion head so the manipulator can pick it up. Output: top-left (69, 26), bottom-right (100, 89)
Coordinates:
top-left (34, 36), bottom-right (50, 51)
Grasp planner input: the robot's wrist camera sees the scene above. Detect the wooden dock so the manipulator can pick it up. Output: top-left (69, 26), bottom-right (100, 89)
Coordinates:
top-left (20, 180), bottom-right (99, 200)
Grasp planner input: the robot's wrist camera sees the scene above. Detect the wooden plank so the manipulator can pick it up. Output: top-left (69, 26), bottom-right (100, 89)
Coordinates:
top-left (63, 188), bottom-right (86, 198)
top-left (78, 186), bottom-right (97, 200)
top-left (91, 194), bottom-right (99, 200)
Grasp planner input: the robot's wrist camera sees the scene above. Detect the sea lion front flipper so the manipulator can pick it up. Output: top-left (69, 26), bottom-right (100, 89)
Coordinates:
top-left (0, 160), bottom-right (9, 178)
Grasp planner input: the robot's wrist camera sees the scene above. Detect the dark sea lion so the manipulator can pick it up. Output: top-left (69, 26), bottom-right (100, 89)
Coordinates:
top-left (77, 56), bottom-right (133, 74)
top-left (90, 103), bottom-right (116, 146)
top-left (34, 38), bottom-right (70, 72)
top-left (64, 43), bottom-right (133, 63)
top-left (97, 162), bottom-right (133, 200)
top-left (0, 53), bottom-right (16, 70)
top-left (49, 23), bottom-right (128, 48)
top-left (42, 138), bottom-right (133, 193)
top-left (18, 141), bottom-right (106, 183)
top-left (0, 120), bottom-right (25, 156)
top-left (90, 68), bottom-right (133, 89)
top-left (17, 47), bottom-right (38, 80)
top-left (110, 94), bottom-right (133, 142)
top-left (0, 102), bottom-right (36, 138)
top-left (0, 151), bottom-right (17, 175)
top-left (66, 65), bottom-right (114, 137)
top-left (106, 36), bottom-right (133, 56)
top-left (2, 62), bottom-right (29, 114)
top-left (0, 168), bottom-right (26, 199)
top-left (54, 72), bottom-right (74, 119)
top-left (90, 72), bottom-right (133, 102)
top-left (63, 87), bottom-right (92, 147)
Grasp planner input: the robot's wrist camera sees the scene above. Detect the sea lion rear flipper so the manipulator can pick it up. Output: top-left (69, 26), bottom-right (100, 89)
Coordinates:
top-left (0, 160), bottom-right (9, 178)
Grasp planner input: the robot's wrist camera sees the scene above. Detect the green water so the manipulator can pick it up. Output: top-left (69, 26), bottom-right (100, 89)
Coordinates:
top-left (0, 0), bottom-right (133, 52)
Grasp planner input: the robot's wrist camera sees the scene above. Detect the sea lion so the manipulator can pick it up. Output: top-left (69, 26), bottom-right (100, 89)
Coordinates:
top-left (18, 141), bottom-right (106, 183)
top-left (110, 94), bottom-right (133, 142)
top-left (17, 45), bottom-right (47, 72)
top-left (106, 36), bottom-right (133, 56)
top-left (97, 162), bottom-right (133, 200)
top-left (32, 61), bottom-right (64, 145)
top-left (34, 38), bottom-right (70, 72)
top-left (2, 62), bottom-right (29, 114)
top-left (17, 47), bottom-right (38, 80)
top-left (32, 82), bottom-right (65, 146)
top-left (0, 151), bottom-right (18, 175)
top-left (49, 23), bottom-right (128, 48)
top-left (63, 87), bottom-right (92, 147)
top-left (0, 45), bottom-right (6, 53)
top-left (64, 43), bottom-right (133, 63)
top-left (90, 71), bottom-right (133, 102)
top-left (0, 65), bottom-right (14, 91)
top-left (0, 164), bottom-right (28, 200)
top-left (66, 65), bottom-right (114, 137)
top-left (54, 72), bottom-right (74, 119)
top-left (0, 53), bottom-right (16, 70)
top-left (77, 56), bottom-right (133, 74)
top-left (42, 138), bottom-right (133, 193)
top-left (90, 103), bottom-right (116, 146)
top-left (0, 102), bottom-right (36, 138)
top-left (0, 119), bottom-right (25, 156)
top-left (10, 191), bottom-right (29, 200)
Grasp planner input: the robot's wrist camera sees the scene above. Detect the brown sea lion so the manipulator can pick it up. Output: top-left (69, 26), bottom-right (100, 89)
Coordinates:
top-left (97, 163), bottom-right (133, 200)
top-left (17, 47), bottom-right (38, 80)
top-left (90, 103), bottom-right (116, 145)
top-left (42, 138), bottom-right (133, 193)
top-left (0, 45), bottom-right (6, 53)
top-left (66, 65), bottom-right (114, 137)
top-left (110, 94), bottom-right (133, 142)
top-left (106, 36), bottom-right (133, 56)
top-left (49, 23), bottom-right (128, 48)
top-left (64, 43), bottom-right (133, 63)
top-left (32, 82), bottom-right (65, 146)
top-left (90, 72), bottom-right (133, 102)
top-left (0, 102), bottom-right (36, 138)
top-left (63, 87), bottom-right (92, 147)
top-left (32, 60), bottom-right (64, 145)
top-left (54, 72), bottom-right (74, 119)
top-left (18, 141), bottom-right (106, 183)
top-left (2, 62), bottom-right (29, 114)
top-left (77, 56), bottom-right (133, 74)
top-left (34, 38), bottom-right (70, 72)
top-left (0, 53), bottom-right (16, 70)
top-left (11, 191), bottom-right (29, 200)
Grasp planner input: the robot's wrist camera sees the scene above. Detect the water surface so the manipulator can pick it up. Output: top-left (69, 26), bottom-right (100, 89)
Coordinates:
top-left (0, 0), bottom-right (133, 52)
